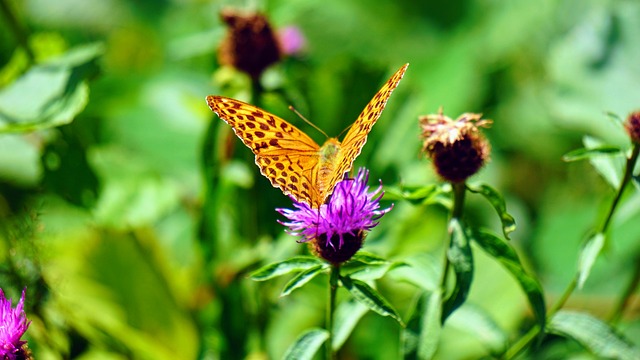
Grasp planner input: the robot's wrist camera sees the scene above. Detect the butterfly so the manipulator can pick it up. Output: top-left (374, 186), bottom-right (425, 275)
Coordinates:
top-left (206, 63), bottom-right (408, 208)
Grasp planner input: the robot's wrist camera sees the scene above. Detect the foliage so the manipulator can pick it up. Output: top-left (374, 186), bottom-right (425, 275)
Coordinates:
top-left (1, 0), bottom-right (640, 359)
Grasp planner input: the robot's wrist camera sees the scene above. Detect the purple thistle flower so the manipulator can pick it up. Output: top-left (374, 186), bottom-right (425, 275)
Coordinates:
top-left (0, 288), bottom-right (30, 360)
top-left (277, 26), bottom-right (306, 56)
top-left (277, 168), bottom-right (392, 264)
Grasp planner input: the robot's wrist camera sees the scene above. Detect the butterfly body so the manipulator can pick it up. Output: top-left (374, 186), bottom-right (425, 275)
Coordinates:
top-left (206, 63), bottom-right (408, 208)
top-left (317, 138), bottom-right (342, 197)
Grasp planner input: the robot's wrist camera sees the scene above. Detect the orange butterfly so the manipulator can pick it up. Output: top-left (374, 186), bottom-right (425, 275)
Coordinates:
top-left (206, 63), bottom-right (408, 208)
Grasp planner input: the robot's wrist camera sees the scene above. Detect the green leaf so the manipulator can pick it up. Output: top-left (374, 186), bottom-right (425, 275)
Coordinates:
top-left (577, 232), bottom-right (606, 289)
top-left (389, 253), bottom-right (440, 292)
top-left (340, 275), bottom-right (404, 326)
top-left (473, 230), bottom-right (546, 332)
top-left (402, 290), bottom-right (443, 360)
top-left (249, 256), bottom-right (323, 281)
top-left (448, 304), bottom-right (508, 356)
top-left (384, 184), bottom-right (451, 207)
top-left (332, 298), bottom-right (368, 350)
top-left (584, 136), bottom-right (625, 189)
top-left (383, 184), bottom-right (436, 201)
top-left (466, 183), bottom-right (516, 239)
top-left (348, 251), bottom-right (389, 265)
top-left (282, 328), bottom-right (329, 360)
top-left (0, 43), bottom-right (103, 133)
top-left (280, 264), bottom-right (326, 297)
top-left (548, 311), bottom-right (640, 360)
top-left (442, 219), bottom-right (473, 322)
top-left (562, 146), bottom-right (623, 162)
top-left (605, 111), bottom-right (624, 124)
top-left (342, 252), bottom-right (406, 281)
top-left (347, 261), bottom-right (406, 282)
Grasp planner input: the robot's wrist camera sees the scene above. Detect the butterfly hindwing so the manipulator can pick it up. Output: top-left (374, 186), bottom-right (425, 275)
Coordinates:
top-left (206, 63), bottom-right (408, 207)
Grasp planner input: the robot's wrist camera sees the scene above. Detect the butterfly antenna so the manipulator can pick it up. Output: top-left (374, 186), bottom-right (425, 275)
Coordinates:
top-left (289, 105), bottom-right (329, 139)
top-left (337, 124), bottom-right (353, 139)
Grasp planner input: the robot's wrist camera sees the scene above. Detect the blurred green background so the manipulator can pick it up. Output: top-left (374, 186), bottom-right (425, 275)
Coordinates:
top-left (1, 0), bottom-right (639, 359)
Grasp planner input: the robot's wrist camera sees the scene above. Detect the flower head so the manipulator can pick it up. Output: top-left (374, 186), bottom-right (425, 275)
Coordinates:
top-left (624, 111), bottom-right (640, 144)
top-left (420, 108), bottom-right (491, 183)
top-left (0, 288), bottom-right (31, 360)
top-left (218, 9), bottom-right (282, 79)
top-left (277, 26), bottom-right (306, 56)
top-left (277, 168), bottom-right (392, 264)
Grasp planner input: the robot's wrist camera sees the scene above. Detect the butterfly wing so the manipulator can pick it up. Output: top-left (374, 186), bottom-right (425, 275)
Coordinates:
top-left (321, 63), bottom-right (409, 201)
top-left (206, 95), bottom-right (322, 205)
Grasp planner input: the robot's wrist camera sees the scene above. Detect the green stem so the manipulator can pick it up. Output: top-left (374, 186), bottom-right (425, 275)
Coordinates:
top-left (251, 76), bottom-right (264, 108)
top-left (440, 182), bottom-right (466, 294)
top-left (197, 116), bottom-right (220, 263)
top-left (608, 253), bottom-right (640, 325)
top-left (327, 264), bottom-right (340, 360)
top-left (502, 324), bottom-right (539, 360)
top-left (502, 276), bottom-right (577, 360)
top-left (549, 276), bottom-right (577, 315)
top-left (451, 182), bottom-right (467, 220)
top-left (0, 0), bottom-right (34, 63)
top-left (503, 143), bottom-right (640, 359)
top-left (600, 143), bottom-right (640, 233)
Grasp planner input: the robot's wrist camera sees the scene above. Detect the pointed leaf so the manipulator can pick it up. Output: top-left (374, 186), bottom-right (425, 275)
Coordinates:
top-left (332, 298), bottom-right (368, 350)
top-left (347, 261), bottom-right (407, 282)
top-left (402, 290), bottom-right (442, 359)
top-left (473, 230), bottom-right (546, 332)
top-left (0, 43), bottom-right (103, 133)
top-left (283, 328), bottom-right (329, 360)
top-left (340, 276), bottom-right (404, 326)
top-left (383, 184), bottom-right (437, 202)
top-left (384, 184), bottom-right (451, 207)
top-left (466, 183), bottom-right (516, 239)
top-left (342, 251), bottom-right (397, 279)
top-left (549, 311), bottom-right (640, 360)
top-left (349, 251), bottom-right (388, 265)
top-left (249, 256), bottom-right (322, 281)
top-left (577, 232), bottom-right (606, 288)
top-left (605, 111), bottom-right (624, 124)
top-left (448, 304), bottom-right (508, 356)
top-left (442, 219), bottom-right (473, 322)
top-left (584, 136), bottom-right (625, 189)
top-left (562, 146), bottom-right (623, 162)
top-left (389, 253), bottom-right (441, 292)
top-left (281, 264), bottom-right (325, 297)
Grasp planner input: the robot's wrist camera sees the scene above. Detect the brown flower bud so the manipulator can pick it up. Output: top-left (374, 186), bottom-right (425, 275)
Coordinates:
top-left (16, 345), bottom-right (34, 360)
top-left (624, 111), bottom-right (640, 144)
top-left (311, 231), bottom-right (365, 265)
top-left (217, 10), bottom-right (282, 79)
top-left (419, 108), bottom-right (491, 183)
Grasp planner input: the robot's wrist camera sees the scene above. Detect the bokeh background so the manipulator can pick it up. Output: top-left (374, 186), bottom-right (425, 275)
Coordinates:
top-left (1, 0), bottom-right (639, 359)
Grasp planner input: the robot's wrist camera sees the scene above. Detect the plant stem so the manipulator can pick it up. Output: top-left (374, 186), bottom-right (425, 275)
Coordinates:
top-left (0, 0), bottom-right (34, 63)
top-left (451, 182), bottom-right (467, 220)
top-left (549, 277), bottom-right (577, 315)
top-left (502, 324), bottom-right (539, 360)
top-left (600, 143), bottom-right (640, 233)
top-left (503, 276), bottom-right (576, 360)
top-left (440, 182), bottom-right (467, 294)
top-left (327, 264), bottom-right (340, 360)
top-left (251, 76), bottom-right (263, 108)
top-left (503, 143), bottom-right (640, 359)
top-left (608, 253), bottom-right (640, 325)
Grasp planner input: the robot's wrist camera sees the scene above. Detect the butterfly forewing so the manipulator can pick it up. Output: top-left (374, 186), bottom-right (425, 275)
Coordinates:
top-left (206, 63), bottom-right (408, 208)
top-left (322, 63), bottom-right (409, 200)
top-left (206, 95), bottom-right (322, 205)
